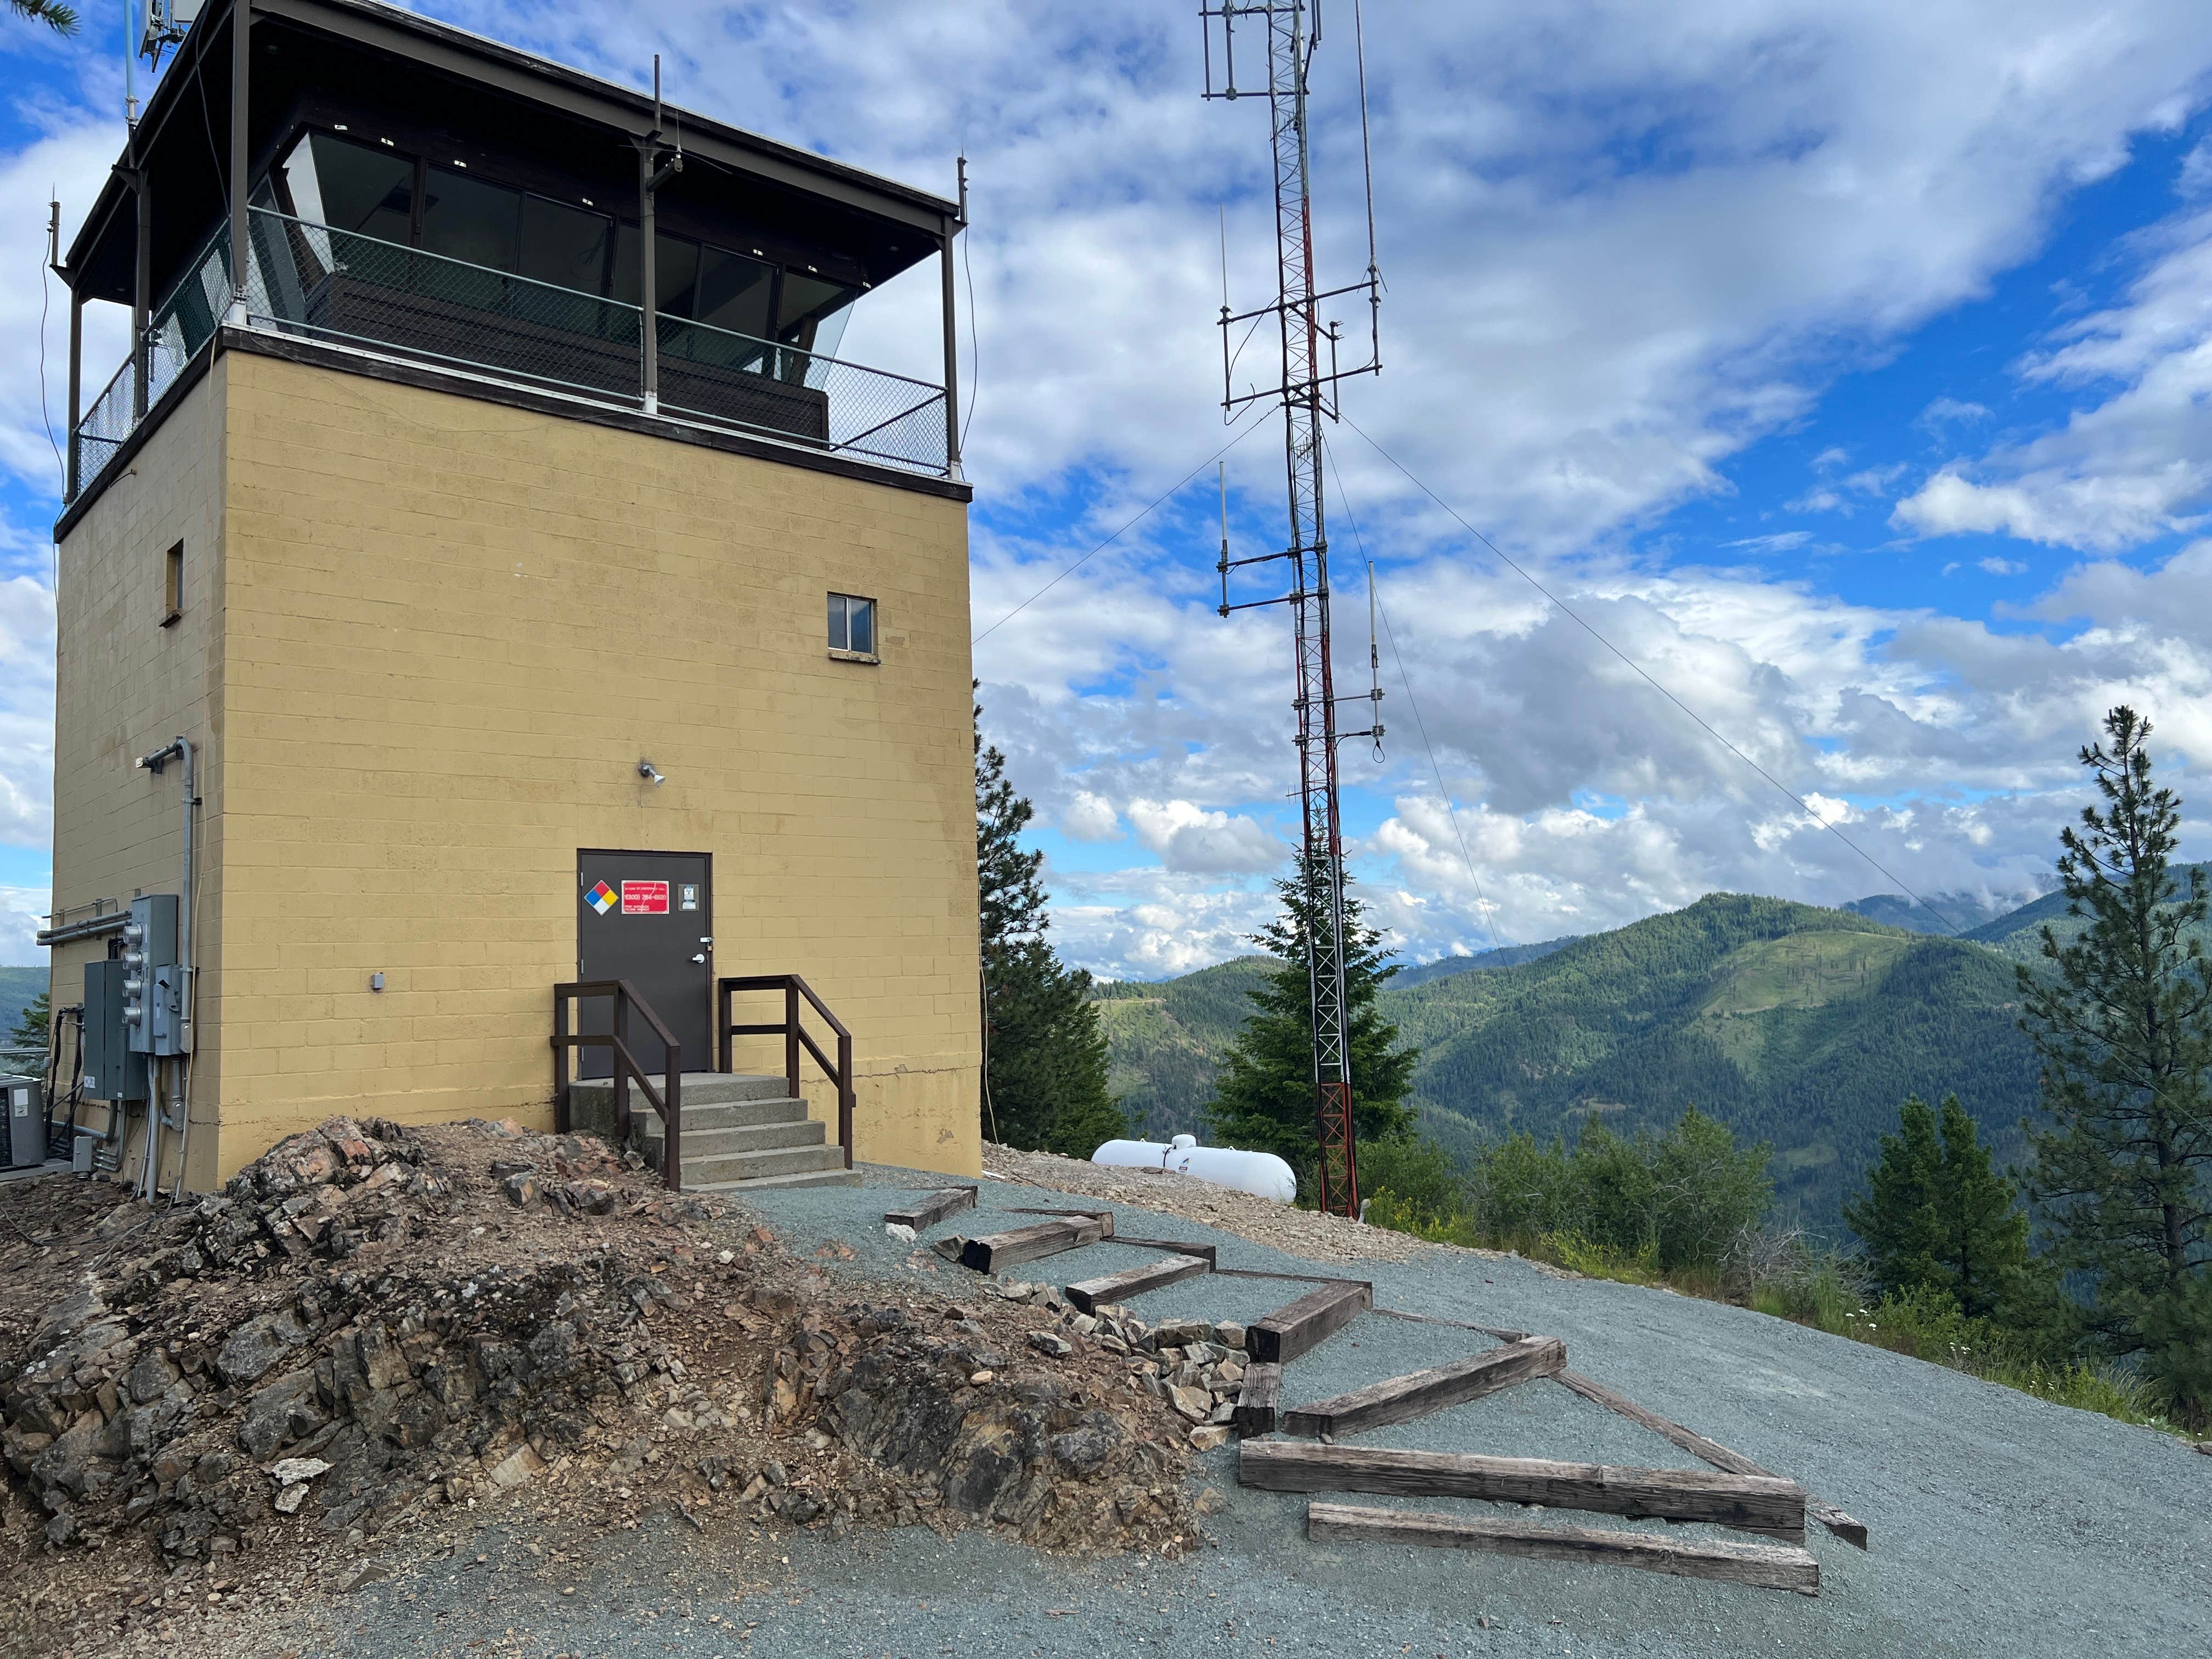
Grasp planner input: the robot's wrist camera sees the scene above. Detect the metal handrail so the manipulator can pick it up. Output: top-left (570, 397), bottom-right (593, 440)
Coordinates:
top-left (68, 207), bottom-right (952, 501)
top-left (551, 978), bottom-right (684, 1189)
top-left (717, 974), bottom-right (856, 1169)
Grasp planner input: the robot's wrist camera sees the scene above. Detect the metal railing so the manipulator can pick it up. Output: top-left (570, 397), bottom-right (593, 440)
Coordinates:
top-left (718, 974), bottom-right (856, 1169)
top-left (68, 207), bottom-right (951, 499)
top-left (551, 979), bottom-right (684, 1190)
top-left (72, 224), bottom-right (233, 491)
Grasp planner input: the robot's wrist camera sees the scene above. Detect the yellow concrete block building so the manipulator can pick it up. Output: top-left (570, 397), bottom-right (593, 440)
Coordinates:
top-left (44, 0), bottom-right (980, 1193)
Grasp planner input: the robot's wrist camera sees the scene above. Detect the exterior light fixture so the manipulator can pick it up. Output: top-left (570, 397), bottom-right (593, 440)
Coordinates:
top-left (637, 760), bottom-right (666, 786)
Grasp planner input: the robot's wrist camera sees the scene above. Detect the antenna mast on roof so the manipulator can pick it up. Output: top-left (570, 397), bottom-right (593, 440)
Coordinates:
top-left (1200, 0), bottom-right (1383, 1219)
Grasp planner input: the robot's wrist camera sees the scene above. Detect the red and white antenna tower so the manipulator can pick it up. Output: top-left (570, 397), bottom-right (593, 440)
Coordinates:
top-left (1201, 0), bottom-right (1383, 1218)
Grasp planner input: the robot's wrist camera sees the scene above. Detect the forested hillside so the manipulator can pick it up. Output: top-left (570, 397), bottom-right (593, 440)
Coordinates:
top-left (1093, 890), bottom-right (2054, 1227)
top-left (1394, 895), bottom-right (2037, 1225)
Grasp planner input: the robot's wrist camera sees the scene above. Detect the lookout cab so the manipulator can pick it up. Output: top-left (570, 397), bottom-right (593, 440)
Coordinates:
top-left (43, 0), bottom-right (980, 1194)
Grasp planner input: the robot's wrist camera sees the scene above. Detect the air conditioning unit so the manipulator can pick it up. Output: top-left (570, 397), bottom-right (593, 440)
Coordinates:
top-left (2, 1075), bottom-right (43, 1170)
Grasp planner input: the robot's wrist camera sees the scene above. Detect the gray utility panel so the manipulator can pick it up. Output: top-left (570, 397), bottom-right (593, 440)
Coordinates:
top-left (82, 959), bottom-right (148, 1103)
top-left (2, 1075), bottom-right (42, 1169)
top-left (124, 893), bottom-right (183, 1056)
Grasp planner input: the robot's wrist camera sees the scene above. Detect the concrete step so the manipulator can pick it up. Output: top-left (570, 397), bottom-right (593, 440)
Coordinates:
top-left (633, 1097), bottom-right (811, 1138)
top-left (568, 1074), bottom-right (797, 1139)
top-left (691, 1166), bottom-right (862, 1194)
top-left (651, 1118), bottom-right (827, 1159)
top-left (679, 1141), bottom-right (851, 1186)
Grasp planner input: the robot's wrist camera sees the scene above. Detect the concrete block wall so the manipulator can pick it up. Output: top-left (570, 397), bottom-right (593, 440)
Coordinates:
top-left (51, 345), bottom-right (983, 1185)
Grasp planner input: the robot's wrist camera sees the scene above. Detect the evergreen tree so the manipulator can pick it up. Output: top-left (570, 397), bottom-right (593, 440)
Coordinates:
top-left (975, 696), bottom-right (1123, 1156)
top-left (2019, 707), bottom-right (2212, 1424)
top-left (1207, 844), bottom-right (1419, 1191)
top-left (7, 990), bottom-right (48, 1058)
top-left (1845, 1094), bottom-right (2029, 1319)
top-left (10, 0), bottom-right (80, 36)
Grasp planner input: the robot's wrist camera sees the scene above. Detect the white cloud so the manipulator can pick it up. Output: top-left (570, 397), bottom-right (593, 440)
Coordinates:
top-left (1059, 789), bottom-right (1122, 842)
top-left (0, 887), bottom-right (49, 968)
top-left (0, 576), bottom-right (55, 849)
top-left (1893, 209), bottom-right (2212, 551)
top-left (1125, 798), bottom-right (1283, 876)
top-left (1980, 556), bottom-right (2029, 574)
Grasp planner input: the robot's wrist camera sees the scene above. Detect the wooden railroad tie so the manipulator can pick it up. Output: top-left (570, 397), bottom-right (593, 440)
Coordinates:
top-left (956, 1217), bottom-right (1105, 1275)
top-left (1305, 1502), bottom-right (1820, 1596)
top-left (1007, 1206), bottom-right (1115, 1237)
top-left (1064, 1253), bottom-right (1210, 1315)
top-left (1246, 1279), bottom-right (1372, 1365)
top-left (1233, 1361), bottom-right (1283, 1436)
top-left (1109, 1236), bottom-right (1218, 1266)
top-left (882, 1187), bottom-right (978, 1232)
top-left (1241, 1442), bottom-right (1807, 1543)
top-left (1279, 1335), bottom-right (1566, 1438)
top-left (1554, 1369), bottom-right (1867, 1550)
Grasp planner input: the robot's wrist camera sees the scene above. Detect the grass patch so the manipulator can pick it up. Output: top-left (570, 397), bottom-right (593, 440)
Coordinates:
top-left (1366, 1190), bottom-right (2190, 1440)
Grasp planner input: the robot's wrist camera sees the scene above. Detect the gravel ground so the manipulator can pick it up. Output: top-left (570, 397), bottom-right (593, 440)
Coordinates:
top-left (239, 1161), bottom-right (2208, 1659)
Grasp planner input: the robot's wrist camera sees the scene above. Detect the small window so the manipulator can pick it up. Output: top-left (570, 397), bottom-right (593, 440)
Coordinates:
top-left (827, 592), bottom-right (877, 659)
top-left (160, 541), bottom-right (183, 627)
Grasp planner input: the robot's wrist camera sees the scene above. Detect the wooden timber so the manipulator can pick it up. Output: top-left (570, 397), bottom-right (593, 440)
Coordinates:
top-left (1240, 1442), bottom-right (1807, 1542)
top-left (882, 1187), bottom-right (978, 1232)
top-left (1233, 1362), bottom-right (1283, 1436)
top-left (1111, 1237), bottom-right (1219, 1267)
top-left (1279, 1336), bottom-right (1567, 1438)
top-left (957, 1217), bottom-right (1105, 1274)
top-left (1305, 1502), bottom-right (1820, 1595)
top-left (1064, 1254), bottom-right (1210, 1314)
top-left (1554, 1369), bottom-right (1868, 1550)
top-left (1247, 1280), bottom-right (1373, 1365)
top-left (1007, 1206), bottom-right (1114, 1237)
top-left (1372, 1304), bottom-right (1531, 1342)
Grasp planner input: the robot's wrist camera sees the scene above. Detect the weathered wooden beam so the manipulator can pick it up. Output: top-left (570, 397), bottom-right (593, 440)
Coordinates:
top-left (1064, 1254), bottom-right (1210, 1314)
top-left (1110, 1236), bottom-right (1218, 1267)
top-left (1279, 1335), bottom-right (1567, 1438)
top-left (1246, 1280), bottom-right (1372, 1365)
top-left (1554, 1369), bottom-right (1868, 1550)
top-left (883, 1187), bottom-right (978, 1232)
top-left (1242, 1442), bottom-right (1807, 1542)
top-left (957, 1217), bottom-right (1104, 1275)
top-left (1305, 1502), bottom-right (1820, 1595)
top-left (1007, 1206), bottom-right (1114, 1237)
top-left (1233, 1361), bottom-right (1283, 1436)
top-left (1372, 1304), bottom-right (1531, 1342)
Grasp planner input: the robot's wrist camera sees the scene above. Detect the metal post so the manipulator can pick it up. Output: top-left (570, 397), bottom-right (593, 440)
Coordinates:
top-left (552, 990), bottom-right (570, 1133)
top-left (639, 142), bottom-right (657, 411)
top-left (662, 1053), bottom-right (681, 1191)
top-left (132, 167), bottom-right (151, 421)
top-left (228, 0), bottom-right (251, 321)
top-left (783, 981), bottom-right (800, 1102)
top-left (939, 186), bottom-right (962, 478)
top-left (837, 1030), bottom-right (854, 1169)
top-left (612, 989), bottom-right (631, 1142)
top-left (716, 980), bottom-right (731, 1073)
top-left (65, 285), bottom-right (82, 499)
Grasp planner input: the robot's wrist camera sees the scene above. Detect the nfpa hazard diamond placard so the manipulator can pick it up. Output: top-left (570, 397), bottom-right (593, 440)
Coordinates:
top-left (586, 880), bottom-right (618, 915)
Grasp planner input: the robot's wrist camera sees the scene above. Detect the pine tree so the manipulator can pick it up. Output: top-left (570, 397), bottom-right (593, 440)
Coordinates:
top-left (2019, 707), bottom-right (2212, 1424)
top-left (1845, 1094), bottom-right (2029, 1319)
top-left (975, 695), bottom-right (1124, 1156)
top-left (6, 990), bottom-right (48, 1058)
top-left (1207, 844), bottom-right (1418, 1192)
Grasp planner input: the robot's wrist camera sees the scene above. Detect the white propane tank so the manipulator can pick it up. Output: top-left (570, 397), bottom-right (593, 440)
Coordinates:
top-left (1091, 1133), bottom-right (1297, 1203)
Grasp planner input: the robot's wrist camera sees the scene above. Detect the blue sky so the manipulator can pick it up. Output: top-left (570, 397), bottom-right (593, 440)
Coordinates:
top-left (5, 3), bottom-right (2212, 975)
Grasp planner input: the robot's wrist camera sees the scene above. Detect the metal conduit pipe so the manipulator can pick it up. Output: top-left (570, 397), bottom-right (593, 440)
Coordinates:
top-left (137, 736), bottom-right (196, 1197)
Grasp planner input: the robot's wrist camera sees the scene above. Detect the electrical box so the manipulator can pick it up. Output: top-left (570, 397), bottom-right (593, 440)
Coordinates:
top-left (1, 1075), bottom-right (42, 1170)
top-left (150, 964), bottom-right (187, 1057)
top-left (82, 960), bottom-right (148, 1104)
top-left (123, 894), bottom-right (182, 1056)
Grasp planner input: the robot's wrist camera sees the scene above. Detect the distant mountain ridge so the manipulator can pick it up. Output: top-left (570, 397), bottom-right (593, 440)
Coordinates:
top-left (1090, 882), bottom-right (2102, 1226)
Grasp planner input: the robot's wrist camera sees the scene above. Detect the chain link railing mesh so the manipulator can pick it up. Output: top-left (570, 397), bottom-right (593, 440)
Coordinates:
top-left (70, 210), bottom-right (949, 496)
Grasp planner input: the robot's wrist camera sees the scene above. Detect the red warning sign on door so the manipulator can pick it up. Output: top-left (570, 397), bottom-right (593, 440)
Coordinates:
top-left (620, 880), bottom-right (670, 915)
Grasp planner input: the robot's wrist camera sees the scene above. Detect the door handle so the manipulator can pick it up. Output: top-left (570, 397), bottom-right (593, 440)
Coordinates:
top-left (691, 953), bottom-right (708, 964)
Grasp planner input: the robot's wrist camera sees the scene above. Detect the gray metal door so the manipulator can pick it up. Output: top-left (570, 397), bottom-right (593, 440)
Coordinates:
top-left (576, 850), bottom-right (712, 1079)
